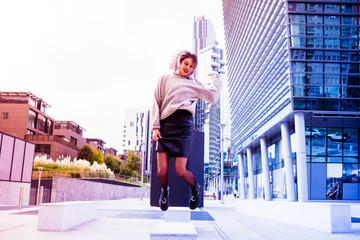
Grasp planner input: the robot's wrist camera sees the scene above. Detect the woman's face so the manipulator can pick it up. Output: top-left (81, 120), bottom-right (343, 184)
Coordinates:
top-left (177, 57), bottom-right (195, 78)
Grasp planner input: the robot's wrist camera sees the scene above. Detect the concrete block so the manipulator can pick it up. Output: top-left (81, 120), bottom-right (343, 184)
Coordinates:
top-left (235, 199), bottom-right (352, 233)
top-left (37, 201), bottom-right (97, 232)
top-left (164, 209), bottom-right (191, 222)
top-left (150, 222), bottom-right (197, 240)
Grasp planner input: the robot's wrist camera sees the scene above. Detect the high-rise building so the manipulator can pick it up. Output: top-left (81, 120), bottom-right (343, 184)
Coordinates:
top-left (122, 107), bottom-right (151, 175)
top-left (223, 0), bottom-right (359, 202)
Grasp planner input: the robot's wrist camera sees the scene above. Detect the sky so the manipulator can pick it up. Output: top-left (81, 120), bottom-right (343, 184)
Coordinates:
top-left (0, 0), bottom-right (225, 151)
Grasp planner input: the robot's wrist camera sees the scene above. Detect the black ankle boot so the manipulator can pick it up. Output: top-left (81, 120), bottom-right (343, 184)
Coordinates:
top-left (159, 186), bottom-right (170, 211)
top-left (189, 183), bottom-right (201, 210)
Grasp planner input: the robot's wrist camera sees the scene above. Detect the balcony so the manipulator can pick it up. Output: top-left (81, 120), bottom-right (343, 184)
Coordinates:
top-left (25, 135), bottom-right (77, 150)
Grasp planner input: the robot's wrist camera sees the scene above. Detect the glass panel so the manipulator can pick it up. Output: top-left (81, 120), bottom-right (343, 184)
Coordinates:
top-left (310, 127), bottom-right (326, 156)
top-left (327, 128), bottom-right (343, 157)
top-left (324, 16), bottom-right (340, 25)
top-left (293, 86), bottom-right (306, 97)
top-left (324, 99), bottom-right (341, 110)
top-left (325, 74), bottom-right (340, 84)
top-left (307, 74), bottom-right (323, 84)
top-left (324, 4), bottom-right (340, 13)
top-left (307, 4), bottom-right (323, 13)
top-left (292, 73), bottom-right (306, 84)
top-left (324, 63), bottom-right (340, 73)
top-left (307, 62), bottom-right (323, 72)
top-left (341, 39), bottom-right (358, 49)
top-left (324, 26), bottom-right (340, 36)
top-left (290, 14), bottom-right (306, 24)
top-left (307, 26), bottom-right (323, 36)
top-left (306, 50), bottom-right (323, 60)
top-left (326, 164), bottom-right (343, 200)
top-left (343, 129), bottom-right (358, 157)
top-left (343, 164), bottom-right (359, 183)
top-left (324, 38), bottom-right (340, 49)
top-left (342, 75), bottom-right (359, 85)
top-left (343, 157), bottom-right (359, 163)
top-left (342, 99), bottom-right (359, 111)
top-left (324, 51), bottom-right (340, 61)
top-left (307, 86), bottom-right (323, 97)
top-left (307, 99), bottom-right (323, 110)
top-left (342, 63), bottom-right (358, 73)
top-left (307, 15), bottom-right (323, 24)
top-left (291, 25), bottom-right (306, 35)
top-left (342, 87), bottom-right (359, 98)
top-left (312, 157), bottom-right (326, 162)
top-left (342, 16), bottom-right (357, 25)
top-left (328, 157), bottom-right (343, 163)
top-left (341, 5), bottom-right (357, 14)
top-left (292, 50), bottom-right (306, 60)
top-left (291, 37), bottom-right (306, 47)
top-left (307, 37), bottom-right (323, 48)
top-left (341, 27), bottom-right (358, 37)
top-left (288, 3), bottom-right (306, 11)
top-left (341, 51), bottom-right (358, 61)
top-left (292, 62), bottom-right (306, 72)
top-left (294, 99), bottom-right (306, 110)
top-left (325, 87), bottom-right (341, 97)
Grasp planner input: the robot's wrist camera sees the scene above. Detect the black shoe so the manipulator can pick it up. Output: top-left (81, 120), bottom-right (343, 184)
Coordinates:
top-left (189, 184), bottom-right (201, 210)
top-left (159, 186), bottom-right (169, 211)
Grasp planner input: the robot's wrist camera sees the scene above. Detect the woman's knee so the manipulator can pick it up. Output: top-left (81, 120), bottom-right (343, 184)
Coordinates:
top-left (175, 167), bottom-right (186, 178)
top-left (157, 169), bottom-right (168, 179)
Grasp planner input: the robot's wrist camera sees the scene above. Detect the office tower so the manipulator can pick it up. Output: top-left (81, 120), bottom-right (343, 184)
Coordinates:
top-left (122, 107), bottom-right (151, 175)
top-left (222, 0), bottom-right (359, 201)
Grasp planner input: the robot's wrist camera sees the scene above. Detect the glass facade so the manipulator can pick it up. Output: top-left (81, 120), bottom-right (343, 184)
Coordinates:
top-left (288, 1), bottom-right (360, 111)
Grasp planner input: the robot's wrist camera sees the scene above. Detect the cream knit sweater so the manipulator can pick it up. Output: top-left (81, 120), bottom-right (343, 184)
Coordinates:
top-left (151, 73), bottom-right (222, 130)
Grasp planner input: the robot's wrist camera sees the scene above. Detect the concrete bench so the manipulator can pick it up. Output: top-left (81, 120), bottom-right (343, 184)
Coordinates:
top-left (150, 208), bottom-right (197, 240)
top-left (37, 201), bottom-right (97, 232)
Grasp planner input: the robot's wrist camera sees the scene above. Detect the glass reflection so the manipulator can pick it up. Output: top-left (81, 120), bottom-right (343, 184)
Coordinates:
top-left (343, 164), bottom-right (359, 183)
top-left (307, 4), bottom-right (323, 13)
top-left (307, 62), bottom-right (323, 72)
top-left (292, 62), bottom-right (306, 72)
top-left (291, 37), bottom-right (306, 47)
top-left (325, 16), bottom-right (340, 25)
top-left (292, 50), bottom-right (306, 60)
top-left (307, 50), bottom-right (323, 60)
top-left (307, 74), bottom-right (323, 84)
top-left (307, 86), bottom-right (323, 96)
top-left (324, 38), bottom-right (340, 48)
top-left (292, 73), bottom-right (306, 84)
top-left (291, 25), bottom-right (306, 35)
top-left (324, 99), bottom-right (341, 110)
top-left (343, 129), bottom-right (359, 157)
top-left (309, 127), bottom-right (326, 157)
top-left (307, 38), bottom-right (323, 48)
top-left (325, 74), bottom-right (340, 84)
top-left (307, 26), bottom-right (323, 36)
top-left (290, 14), bottom-right (306, 23)
top-left (325, 87), bottom-right (341, 97)
top-left (307, 15), bottom-right (323, 24)
top-left (324, 4), bottom-right (340, 13)
top-left (325, 51), bottom-right (340, 61)
top-left (327, 128), bottom-right (343, 157)
top-left (325, 26), bottom-right (340, 36)
top-left (341, 27), bottom-right (358, 37)
top-left (342, 99), bottom-right (359, 111)
top-left (342, 16), bottom-right (357, 25)
top-left (325, 63), bottom-right (340, 73)
top-left (307, 99), bottom-right (323, 110)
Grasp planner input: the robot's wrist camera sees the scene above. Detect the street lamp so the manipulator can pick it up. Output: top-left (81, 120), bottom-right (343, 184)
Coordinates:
top-left (140, 141), bottom-right (146, 201)
top-left (219, 123), bottom-right (226, 204)
top-left (37, 167), bottom-right (43, 205)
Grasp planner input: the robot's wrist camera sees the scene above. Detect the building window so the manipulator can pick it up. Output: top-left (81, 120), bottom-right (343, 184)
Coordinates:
top-left (1, 112), bottom-right (8, 119)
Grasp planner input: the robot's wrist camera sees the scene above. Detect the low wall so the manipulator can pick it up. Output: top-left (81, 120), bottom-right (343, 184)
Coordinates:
top-left (236, 199), bottom-right (352, 233)
top-left (50, 177), bottom-right (150, 202)
top-left (0, 181), bottom-right (31, 205)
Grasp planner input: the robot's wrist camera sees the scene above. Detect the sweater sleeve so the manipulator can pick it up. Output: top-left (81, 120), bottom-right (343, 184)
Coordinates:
top-left (150, 76), bottom-right (163, 130)
top-left (197, 75), bottom-right (222, 104)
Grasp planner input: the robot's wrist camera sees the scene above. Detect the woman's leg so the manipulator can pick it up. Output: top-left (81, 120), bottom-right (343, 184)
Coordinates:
top-left (157, 151), bottom-right (169, 189)
top-left (174, 157), bottom-right (195, 188)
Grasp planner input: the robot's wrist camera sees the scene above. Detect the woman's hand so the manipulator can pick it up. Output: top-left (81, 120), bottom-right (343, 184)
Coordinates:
top-left (152, 128), bottom-right (162, 141)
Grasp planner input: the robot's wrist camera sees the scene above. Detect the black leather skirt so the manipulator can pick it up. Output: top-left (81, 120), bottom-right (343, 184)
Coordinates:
top-left (156, 110), bottom-right (194, 158)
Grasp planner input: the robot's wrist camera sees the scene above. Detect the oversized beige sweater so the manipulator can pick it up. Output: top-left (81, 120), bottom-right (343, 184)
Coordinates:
top-left (151, 73), bottom-right (222, 130)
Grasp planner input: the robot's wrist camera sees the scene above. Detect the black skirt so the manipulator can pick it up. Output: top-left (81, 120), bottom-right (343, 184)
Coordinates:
top-left (156, 110), bottom-right (194, 158)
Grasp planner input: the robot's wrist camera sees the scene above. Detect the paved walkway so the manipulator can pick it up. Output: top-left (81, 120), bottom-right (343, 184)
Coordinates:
top-left (1, 195), bottom-right (360, 240)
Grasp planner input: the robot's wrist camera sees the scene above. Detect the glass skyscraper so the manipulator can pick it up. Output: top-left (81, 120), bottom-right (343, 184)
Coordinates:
top-left (222, 0), bottom-right (359, 201)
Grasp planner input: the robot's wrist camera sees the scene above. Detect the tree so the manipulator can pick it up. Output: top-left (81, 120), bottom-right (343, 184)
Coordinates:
top-left (77, 145), bottom-right (93, 161)
top-left (125, 150), bottom-right (141, 173)
top-left (91, 148), bottom-right (104, 165)
top-left (104, 155), bottom-right (121, 173)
